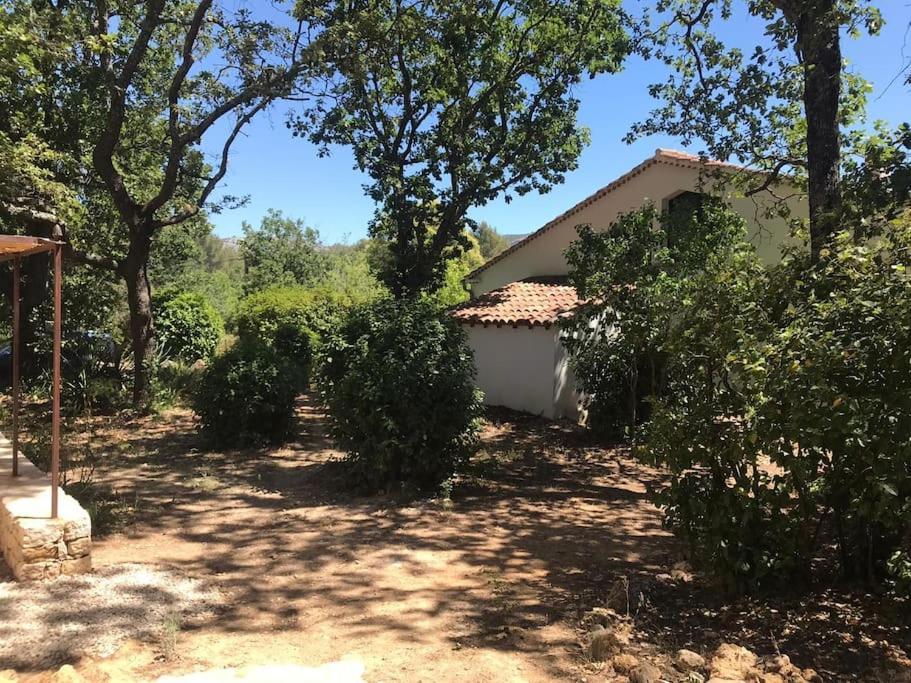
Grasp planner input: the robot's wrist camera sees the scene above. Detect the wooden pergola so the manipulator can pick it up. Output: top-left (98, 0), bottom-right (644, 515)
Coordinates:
top-left (1, 236), bottom-right (63, 517)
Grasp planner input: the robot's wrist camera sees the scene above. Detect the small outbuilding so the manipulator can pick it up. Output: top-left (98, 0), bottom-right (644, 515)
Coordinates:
top-left (450, 277), bottom-right (581, 419)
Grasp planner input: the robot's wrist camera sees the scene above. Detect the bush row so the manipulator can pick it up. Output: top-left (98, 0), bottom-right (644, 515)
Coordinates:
top-left (193, 288), bottom-right (482, 494)
top-left (565, 205), bottom-right (911, 593)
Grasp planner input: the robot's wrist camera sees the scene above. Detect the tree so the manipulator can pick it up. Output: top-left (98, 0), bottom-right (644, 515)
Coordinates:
top-left (293, 0), bottom-right (630, 296)
top-left (629, 0), bottom-right (883, 259)
top-left (322, 241), bottom-right (387, 305)
top-left (563, 197), bottom-right (747, 435)
top-left (2, 1), bottom-right (311, 410)
top-left (0, 2), bottom-right (105, 374)
top-left (240, 209), bottom-right (327, 295)
top-left (475, 221), bottom-right (509, 260)
top-left (364, 230), bottom-right (482, 308)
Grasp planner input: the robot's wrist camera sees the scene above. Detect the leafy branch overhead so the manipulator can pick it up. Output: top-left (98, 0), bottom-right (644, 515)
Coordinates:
top-left (628, 0), bottom-right (884, 257)
top-left (292, 0), bottom-right (631, 295)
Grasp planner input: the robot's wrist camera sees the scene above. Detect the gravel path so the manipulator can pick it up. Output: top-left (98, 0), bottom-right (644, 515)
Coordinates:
top-left (0, 564), bottom-right (222, 670)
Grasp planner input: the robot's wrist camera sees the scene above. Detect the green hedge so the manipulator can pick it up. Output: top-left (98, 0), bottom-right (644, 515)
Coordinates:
top-left (234, 286), bottom-right (350, 388)
top-left (192, 341), bottom-right (298, 446)
top-left (156, 291), bottom-right (224, 363)
top-left (318, 298), bottom-right (483, 492)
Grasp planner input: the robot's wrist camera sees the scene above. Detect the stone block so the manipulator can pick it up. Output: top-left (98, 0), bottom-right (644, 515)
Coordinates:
top-left (17, 518), bottom-right (64, 549)
top-left (63, 514), bottom-right (91, 542)
top-left (66, 536), bottom-right (91, 558)
top-left (15, 562), bottom-right (48, 581)
top-left (0, 434), bottom-right (93, 581)
top-left (21, 543), bottom-right (58, 562)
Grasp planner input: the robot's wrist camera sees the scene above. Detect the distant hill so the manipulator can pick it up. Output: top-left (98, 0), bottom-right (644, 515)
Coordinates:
top-left (502, 233), bottom-right (529, 245)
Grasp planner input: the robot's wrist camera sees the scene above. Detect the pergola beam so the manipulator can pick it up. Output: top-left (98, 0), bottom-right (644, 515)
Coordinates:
top-left (6, 237), bottom-right (64, 519)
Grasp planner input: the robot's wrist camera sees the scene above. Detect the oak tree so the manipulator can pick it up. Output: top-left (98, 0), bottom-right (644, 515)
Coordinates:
top-left (629, 0), bottom-right (883, 259)
top-left (293, 0), bottom-right (631, 295)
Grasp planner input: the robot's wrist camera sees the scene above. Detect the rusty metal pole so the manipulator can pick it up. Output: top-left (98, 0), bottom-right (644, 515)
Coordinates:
top-left (51, 245), bottom-right (61, 518)
top-left (11, 258), bottom-right (19, 477)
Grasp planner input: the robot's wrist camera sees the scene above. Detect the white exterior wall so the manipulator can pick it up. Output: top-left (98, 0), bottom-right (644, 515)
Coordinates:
top-left (465, 324), bottom-right (578, 419)
top-left (471, 162), bottom-right (805, 297)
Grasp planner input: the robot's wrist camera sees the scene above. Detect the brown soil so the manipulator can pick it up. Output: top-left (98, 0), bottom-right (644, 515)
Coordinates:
top-left (2, 397), bottom-right (909, 682)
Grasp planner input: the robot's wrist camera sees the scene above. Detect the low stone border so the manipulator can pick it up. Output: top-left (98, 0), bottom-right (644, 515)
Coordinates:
top-left (0, 436), bottom-right (91, 581)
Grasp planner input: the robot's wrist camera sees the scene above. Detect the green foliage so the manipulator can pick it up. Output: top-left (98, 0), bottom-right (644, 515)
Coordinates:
top-left (153, 358), bottom-right (202, 410)
top-left (427, 232), bottom-right (485, 309)
top-left (841, 123), bottom-right (911, 232)
top-left (240, 210), bottom-right (327, 295)
top-left (155, 291), bottom-right (224, 363)
top-left (234, 286), bottom-right (350, 387)
top-left (293, 0), bottom-right (630, 294)
top-left (628, 0), bottom-right (880, 194)
top-left (321, 240), bottom-right (387, 305)
top-left (624, 216), bottom-right (911, 591)
top-left (318, 298), bottom-right (483, 492)
top-left (366, 232), bottom-right (483, 309)
top-left (153, 228), bottom-right (244, 322)
top-left (563, 197), bottom-right (747, 435)
top-left (475, 222), bottom-right (509, 260)
top-left (193, 341), bottom-right (299, 447)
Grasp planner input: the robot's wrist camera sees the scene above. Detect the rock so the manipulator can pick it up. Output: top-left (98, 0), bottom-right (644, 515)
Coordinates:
top-left (762, 655), bottom-right (792, 674)
top-left (61, 555), bottom-right (92, 576)
top-left (588, 628), bottom-right (623, 661)
top-left (670, 561), bottom-right (694, 582)
top-left (63, 513), bottom-right (91, 542)
top-left (0, 670), bottom-right (18, 682)
top-left (582, 606), bottom-right (619, 629)
top-left (710, 643), bottom-right (759, 681)
top-left (629, 662), bottom-right (662, 683)
top-left (612, 653), bottom-right (639, 674)
top-left (66, 536), bottom-right (91, 558)
top-left (20, 543), bottom-right (58, 562)
top-left (51, 665), bottom-right (86, 682)
top-left (685, 673), bottom-right (706, 683)
top-left (676, 649), bottom-right (707, 671)
top-left (759, 674), bottom-right (786, 683)
top-left (801, 669), bottom-right (822, 682)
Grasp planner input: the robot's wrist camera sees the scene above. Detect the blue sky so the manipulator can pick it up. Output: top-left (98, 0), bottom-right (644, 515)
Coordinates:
top-left (204, 3), bottom-right (911, 243)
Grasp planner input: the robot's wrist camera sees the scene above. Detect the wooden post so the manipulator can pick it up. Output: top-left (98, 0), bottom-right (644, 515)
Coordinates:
top-left (11, 257), bottom-right (19, 477)
top-left (51, 245), bottom-right (61, 518)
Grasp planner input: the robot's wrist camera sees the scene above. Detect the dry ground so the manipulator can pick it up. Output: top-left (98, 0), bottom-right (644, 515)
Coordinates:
top-left (1, 397), bottom-right (909, 681)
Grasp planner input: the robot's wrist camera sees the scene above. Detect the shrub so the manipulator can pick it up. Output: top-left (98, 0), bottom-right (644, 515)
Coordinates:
top-left (562, 199), bottom-right (746, 436)
top-left (318, 298), bottom-right (483, 492)
top-left (234, 286), bottom-right (350, 387)
top-left (156, 291), bottom-right (224, 363)
top-left (639, 221), bottom-right (911, 591)
top-left (192, 341), bottom-right (298, 446)
top-left (566, 198), bottom-right (911, 591)
top-left (153, 358), bottom-right (203, 409)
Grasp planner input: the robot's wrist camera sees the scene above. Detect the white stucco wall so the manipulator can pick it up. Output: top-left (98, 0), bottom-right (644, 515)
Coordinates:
top-left (470, 161), bottom-right (806, 297)
top-left (465, 324), bottom-right (578, 419)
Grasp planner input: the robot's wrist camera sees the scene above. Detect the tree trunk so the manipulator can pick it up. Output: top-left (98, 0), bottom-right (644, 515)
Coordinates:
top-left (122, 232), bottom-right (155, 412)
top-left (798, 0), bottom-right (842, 259)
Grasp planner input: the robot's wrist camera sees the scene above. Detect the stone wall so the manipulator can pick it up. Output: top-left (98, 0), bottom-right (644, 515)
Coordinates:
top-left (0, 437), bottom-right (92, 581)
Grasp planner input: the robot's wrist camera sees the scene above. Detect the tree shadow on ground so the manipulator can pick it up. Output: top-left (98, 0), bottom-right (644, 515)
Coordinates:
top-left (2, 396), bottom-right (908, 679)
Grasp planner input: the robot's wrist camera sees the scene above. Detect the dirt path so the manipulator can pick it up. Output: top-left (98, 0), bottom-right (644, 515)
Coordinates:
top-left (4, 398), bottom-right (670, 681)
top-left (4, 398), bottom-right (909, 682)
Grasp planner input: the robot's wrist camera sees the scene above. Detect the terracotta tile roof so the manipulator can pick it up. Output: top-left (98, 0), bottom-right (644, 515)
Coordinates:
top-left (466, 148), bottom-right (746, 281)
top-left (451, 277), bottom-right (581, 328)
